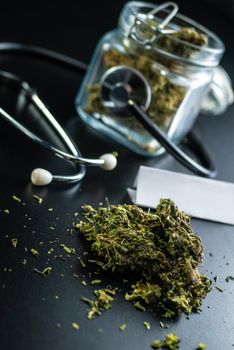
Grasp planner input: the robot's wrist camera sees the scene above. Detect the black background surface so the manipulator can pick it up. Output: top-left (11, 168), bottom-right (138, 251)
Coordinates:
top-left (0, 1), bottom-right (234, 350)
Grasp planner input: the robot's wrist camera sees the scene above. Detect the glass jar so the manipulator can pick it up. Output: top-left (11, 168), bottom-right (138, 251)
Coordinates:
top-left (75, 1), bottom-right (232, 156)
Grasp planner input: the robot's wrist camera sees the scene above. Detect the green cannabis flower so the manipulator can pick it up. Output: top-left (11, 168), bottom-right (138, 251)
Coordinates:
top-left (77, 199), bottom-right (211, 318)
top-left (85, 25), bottom-right (207, 133)
top-left (151, 333), bottom-right (180, 349)
top-left (85, 49), bottom-right (186, 130)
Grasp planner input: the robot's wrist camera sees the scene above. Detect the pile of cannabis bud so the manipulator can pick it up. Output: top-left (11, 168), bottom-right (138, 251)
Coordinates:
top-left (85, 26), bottom-right (207, 134)
top-left (77, 199), bottom-right (211, 318)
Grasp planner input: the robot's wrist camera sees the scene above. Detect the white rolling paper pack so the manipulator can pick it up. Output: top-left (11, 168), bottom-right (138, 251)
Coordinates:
top-left (133, 166), bottom-right (234, 225)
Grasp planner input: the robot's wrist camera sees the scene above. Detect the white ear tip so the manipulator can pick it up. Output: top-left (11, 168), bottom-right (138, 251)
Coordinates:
top-left (31, 168), bottom-right (53, 186)
top-left (100, 153), bottom-right (117, 171)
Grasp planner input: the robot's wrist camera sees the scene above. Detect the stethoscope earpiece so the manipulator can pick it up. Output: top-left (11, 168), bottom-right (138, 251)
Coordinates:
top-left (30, 153), bottom-right (117, 186)
top-left (31, 168), bottom-right (53, 186)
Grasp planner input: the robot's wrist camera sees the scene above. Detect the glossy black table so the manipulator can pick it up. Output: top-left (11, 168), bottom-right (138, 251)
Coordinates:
top-left (0, 1), bottom-right (234, 349)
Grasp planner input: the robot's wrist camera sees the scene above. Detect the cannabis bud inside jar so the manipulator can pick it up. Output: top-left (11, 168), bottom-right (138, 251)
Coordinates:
top-left (76, 1), bottom-right (225, 155)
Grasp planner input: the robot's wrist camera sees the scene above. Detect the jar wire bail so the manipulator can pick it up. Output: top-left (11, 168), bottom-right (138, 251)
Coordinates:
top-left (128, 2), bottom-right (179, 45)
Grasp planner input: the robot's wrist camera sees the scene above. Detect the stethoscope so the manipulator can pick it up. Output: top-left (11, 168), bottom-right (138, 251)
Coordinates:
top-left (0, 70), bottom-right (117, 186)
top-left (0, 42), bottom-right (216, 186)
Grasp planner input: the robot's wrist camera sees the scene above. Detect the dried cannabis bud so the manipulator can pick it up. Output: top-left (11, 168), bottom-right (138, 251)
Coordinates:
top-left (85, 25), bottom-right (207, 134)
top-left (85, 49), bottom-right (185, 130)
top-left (151, 333), bottom-right (180, 349)
top-left (77, 199), bottom-right (211, 318)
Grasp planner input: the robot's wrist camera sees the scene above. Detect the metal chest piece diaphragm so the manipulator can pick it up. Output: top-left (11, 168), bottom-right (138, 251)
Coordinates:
top-left (100, 65), bottom-right (151, 117)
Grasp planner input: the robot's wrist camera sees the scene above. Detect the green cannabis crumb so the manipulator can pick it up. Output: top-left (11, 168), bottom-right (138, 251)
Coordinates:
top-left (91, 279), bottom-right (102, 285)
top-left (12, 195), bottom-right (22, 203)
top-left (159, 321), bottom-right (169, 328)
top-left (49, 226), bottom-right (55, 231)
top-left (4, 209), bottom-right (9, 214)
top-left (215, 286), bottom-right (223, 293)
top-left (33, 195), bottom-right (43, 204)
top-left (31, 248), bottom-right (39, 256)
top-left (77, 199), bottom-right (211, 318)
top-left (226, 276), bottom-right (234, 282)
top-left (72, 322), bottom-right (80, 331)
top-left (119, 323), bottom-right (127, 331)
top-left (151, 333), bottom-right (180, 349)
top-left (81, 280), bottom-right (87, 286)
top-left (11, 238), bottom-right (18, 248)
top-left (79, 258), bottom-right (86, 268)
top-left (48, 208), bottom-right (54, 212)
top-left (22, 259), bottom-right (27, 265)
top-left (34, 267), bottom-right (52, 277)
top-left (60, 244), bottom-right (76, 255)
top-left (82, 288), bottom-right (116, 319)
top-left (133, 301), bottom-right (146, 312)
top-left (143, 321), bottom-right (151, 330)
top-left (112, 151), bottom-right (118, 157)
top-left (196, 343), bottom-right (206, 350)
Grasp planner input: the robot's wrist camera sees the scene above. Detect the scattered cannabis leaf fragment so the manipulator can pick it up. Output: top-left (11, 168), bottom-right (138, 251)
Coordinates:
top-left (215, 286), bottom-right (223, 293)
top-left (4, 209), bottom-right (9, 214)
top-left (81, 288), bottom-right (116, 319)
top-left (133, 301), bottom-right (146, 312)
top-left (48, 208), bottom-right (54, 212)
top-left (33, 195), bottom-right (43, 204)
top-left (112, 151), bottom-right (118, 157)
top-left (48, 248), bottom-right (54, 255)
top-left (34, 267), bottom-right (52, 277)
top-left (159, 321), bottom-right (169, 328)
top-left (213, 275), bottom-right (218, 282)
top-left (72, 322), bottom-right (80, 331)
top-left (60, 244), bottom-right (76, 255)
top-left (12, 195), bottom-right (22, 203)
top-left (81, 281), bottom-right (87, 286)
top-left (77, 199), bottom-right (211, 319)
top-left (119, 323), bottom-right (127, 331)
top-left (143, 321), bottom-right (151, 330)
top-left (11, 238), bottom-right (18, 248)
top-left (196, 343), bottom-right (206, 350)
top-left (91, 279), bottom-right (102, 285)
top-left (79, 258), bottom-right (86, 268)
top-left (151, 333), bottom-right (180, 350)
top-left (226, 276), bottom-right (234, 282)
top-left (31, 248), bottom-right (39, 256)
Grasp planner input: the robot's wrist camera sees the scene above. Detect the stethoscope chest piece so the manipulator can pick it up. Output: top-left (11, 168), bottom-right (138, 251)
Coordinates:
top-left (100, 65), bottom-right (217, 178)
top-left (101, 66), bottom-right (151, 116)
